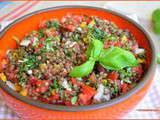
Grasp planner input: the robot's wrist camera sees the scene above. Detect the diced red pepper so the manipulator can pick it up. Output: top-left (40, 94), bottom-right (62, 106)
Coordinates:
top-left (108, 72), bottom-right (119, 81)
top-left (40, 37), bottom-right (45, 41)
top-left (38, 43), bottom-right (44, 48)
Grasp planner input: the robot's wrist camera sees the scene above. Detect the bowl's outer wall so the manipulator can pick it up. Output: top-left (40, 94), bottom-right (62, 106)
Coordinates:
top-left (0, 7), bottom-right (155, 119)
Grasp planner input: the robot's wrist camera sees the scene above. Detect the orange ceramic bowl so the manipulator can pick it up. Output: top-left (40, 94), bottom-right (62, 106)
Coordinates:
top-left (0, 6), bottom-right (156, 119)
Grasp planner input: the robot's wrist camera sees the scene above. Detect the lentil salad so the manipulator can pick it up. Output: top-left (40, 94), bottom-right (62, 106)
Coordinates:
top-left (0, 14), bottom-right (146, 106)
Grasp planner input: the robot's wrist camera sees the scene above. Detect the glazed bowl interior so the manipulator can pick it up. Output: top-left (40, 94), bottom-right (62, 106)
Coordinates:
top-left (0, 6), bottom-right (156, 111)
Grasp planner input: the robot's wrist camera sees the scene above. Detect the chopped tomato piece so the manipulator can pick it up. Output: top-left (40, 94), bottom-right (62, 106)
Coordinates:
top-left (40, 37), bottom-right (45, 41)
top-left (81, 84), bottom-right (96, 99)
top-left (79, 93), bottom-right (91, 105)
top-left (38, 43), bottom-right (44, 47)
top-left (108, 72), bottom-right (119, 81)
top-left (66, 24), bottom-right (75, 32)
top-left (71, 78), bottom-right (77, 84)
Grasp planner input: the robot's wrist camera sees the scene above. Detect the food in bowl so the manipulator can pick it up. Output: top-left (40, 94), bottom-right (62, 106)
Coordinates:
top-left (0, 14), bottom-right (146, 106)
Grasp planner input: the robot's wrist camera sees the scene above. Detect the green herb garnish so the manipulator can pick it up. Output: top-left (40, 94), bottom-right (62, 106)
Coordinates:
top-left (51, 20), bottom-right (59, 29)
top-left (69, 34), bottom-right (138, 77)
top-left (71, 96), bottom-right (77, 105)
top-left (99, 47), bottom-right (138, 70)
top-left (54, 80), bottom-right (58, 89)
top-left (113, 82), bottom-right (118, 94)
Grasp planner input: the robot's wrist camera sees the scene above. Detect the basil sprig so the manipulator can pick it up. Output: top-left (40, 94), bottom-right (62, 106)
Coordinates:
top-left (99, 47), bottom-right (138, 70)
top-left (152, 8), bottom-right (160, 34)
top-left (69, 37), bottom-right (138, 77)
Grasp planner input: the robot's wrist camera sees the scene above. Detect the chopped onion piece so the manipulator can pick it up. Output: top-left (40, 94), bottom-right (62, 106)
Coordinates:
top-left (94, 84), bottom-right (104, 101)
top-left (20, 39), bottom-right (30, 46)
top-left (134, 48), bottom-right (145, 54)
top-left (62, 79), bottom-right (72, 91)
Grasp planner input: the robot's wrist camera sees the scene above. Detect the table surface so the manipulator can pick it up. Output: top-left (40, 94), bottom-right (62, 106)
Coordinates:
top-left (0, 1), bottom-right (160, 119)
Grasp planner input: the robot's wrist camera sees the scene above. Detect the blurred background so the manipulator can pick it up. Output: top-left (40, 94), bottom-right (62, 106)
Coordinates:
top-left (0, 1), bottom-right (160, 119)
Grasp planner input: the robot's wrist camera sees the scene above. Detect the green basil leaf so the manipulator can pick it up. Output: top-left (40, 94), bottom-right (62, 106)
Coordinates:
top-left (86, 39), bottom-right (103, 60)
top-left (99, 47), bottom-right (138, 70)
top-left (153, 22), bottom-right (160, 34)
top-left (152, 9), bottom-right (160, 22)
top-left (69, 58), bottom-right (95, 77)
top-left (152, 9), bottom-right (160, 34)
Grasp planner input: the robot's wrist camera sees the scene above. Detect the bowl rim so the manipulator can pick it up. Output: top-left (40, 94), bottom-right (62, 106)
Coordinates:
top-left (0, 5), bottom-right (156, 112)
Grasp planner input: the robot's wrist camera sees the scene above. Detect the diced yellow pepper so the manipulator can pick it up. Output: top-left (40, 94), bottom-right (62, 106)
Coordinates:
top-left (20, 89), bottom-right (28, 96)
top-left (0, 72), bottom-right (7, 82)
top-left (121, 35), bottom-right (127, 43)
top-left (51, 89), bottom-right (56, 95)
top-left (89, 20), bottom-right (95, 27)
top-left (102, 79), bottom-right (108, 86)
top-left (14, 84), bottom-right (22, 92)
top-left (138, 58), bottom-right (145, 63)
top-left (40, 63), bottom-right (47, 70)
top-left (83, 37), bottom-right (88, 43)
top-left (80, 22), bottom-right (86, 28)
top-left (13, 52), bottom-right (18, 59)
top-left (12, 36), bottom-right (20, 44)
